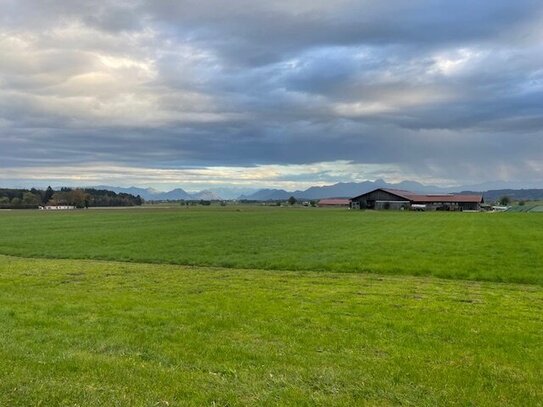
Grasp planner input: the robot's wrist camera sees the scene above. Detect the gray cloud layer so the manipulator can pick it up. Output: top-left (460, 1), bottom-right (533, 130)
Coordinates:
top-left (1, 0), bottom-right (543, 188)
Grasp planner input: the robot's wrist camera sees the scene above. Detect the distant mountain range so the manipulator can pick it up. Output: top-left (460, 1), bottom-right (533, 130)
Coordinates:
top-left (94, 186), bottom-right (223, 201)
top-left (95, 180), bottom-right (543, 202)
top-left (239, 179), bottom-right (457, 201)
top-left (238, 179), bottom-right (543, 201)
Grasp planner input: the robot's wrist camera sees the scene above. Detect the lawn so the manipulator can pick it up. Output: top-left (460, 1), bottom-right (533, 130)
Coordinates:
top-left (0, 207), bottom-right (542, 284)
top-left (0, 255), bottom-right (541, 406)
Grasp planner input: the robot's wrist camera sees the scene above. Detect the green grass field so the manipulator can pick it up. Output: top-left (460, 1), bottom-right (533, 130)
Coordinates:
top-left (0, 207), bottom-right (542, 405)
top-left (508, 201), bottom-right (543, 213)
top-left (1, 255), bottom-right (541, 406)
top-left (0, 207), bottom-right (542, 284)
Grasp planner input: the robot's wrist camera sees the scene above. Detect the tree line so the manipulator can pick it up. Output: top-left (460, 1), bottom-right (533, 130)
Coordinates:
top-left (0, 187), bottom-right (143, 209)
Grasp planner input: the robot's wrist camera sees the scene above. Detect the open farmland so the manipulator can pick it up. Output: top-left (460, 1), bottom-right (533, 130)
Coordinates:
top-left (0, 207), bottom-right (542, 405)
top-left (0, 207), bottom-right (542, 284)
top-left (508, 201), bottom-right (543, 213)
top-left (0, 255), bottom-right (541, 406)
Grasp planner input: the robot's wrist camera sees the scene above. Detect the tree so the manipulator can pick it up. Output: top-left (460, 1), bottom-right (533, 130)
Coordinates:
top-left (499, 196), bottom-right (511, 206)
top-left (0, 197), bottom-right (9, 205)
top-left (70, 189), bottom-right (90, 208)
top-left (288, 196), bottom-right (297, 205)
top-left (22, 192), bottom-right (40, 206)
top-left (43, 186), bottom-right (54, 205)
top-left (49, 191), bottom-right (68, 205)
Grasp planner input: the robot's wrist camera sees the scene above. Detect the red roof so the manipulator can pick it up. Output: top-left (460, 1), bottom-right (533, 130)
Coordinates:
top-left (381, 188), bottom-right (483, 203)
top-left (318, 199), bottom-right (351, 205)
top-left (410, 194), bottom-right (483, 203)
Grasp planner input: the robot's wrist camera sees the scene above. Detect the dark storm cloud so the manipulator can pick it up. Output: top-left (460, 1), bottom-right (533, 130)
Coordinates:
top-left (1, 0), bottom-right (543, 187)
top-left (144, 0), bottom-right (541, 66)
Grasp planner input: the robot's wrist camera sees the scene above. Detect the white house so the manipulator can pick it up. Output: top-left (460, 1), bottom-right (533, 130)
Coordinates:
top-left (39, 205), bottom-right (76, 210)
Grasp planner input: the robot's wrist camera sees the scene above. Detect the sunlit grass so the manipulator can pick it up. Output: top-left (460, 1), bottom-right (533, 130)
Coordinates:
top-left (1, 255), bottom-right (541, 406)
top-left (0, 207), bottom-right (542, 284)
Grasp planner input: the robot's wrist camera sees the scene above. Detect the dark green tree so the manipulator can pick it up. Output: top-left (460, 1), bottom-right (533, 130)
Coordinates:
top-left (288, 196), bottom-right (297, 205)
top-left (11, 197), bottom-right (22, 207)
top-left (499, 196), bottom-right (511, 206)
top-left (43, 186), bottom-right (54, 204)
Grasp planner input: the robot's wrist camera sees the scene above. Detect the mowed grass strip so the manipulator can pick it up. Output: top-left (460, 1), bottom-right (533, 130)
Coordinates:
top-left (0, 255), bottom-right (541, 406)
top-left (0, 207), bottom-right (542, 284)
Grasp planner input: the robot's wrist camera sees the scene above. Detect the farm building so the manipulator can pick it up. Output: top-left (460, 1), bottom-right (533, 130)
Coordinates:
top-left (318, 198), bottom-right (351, 208)
top-left (351, 188), bottom-right (484, 211)
top-left (39, 205), bottom-right (76, 210)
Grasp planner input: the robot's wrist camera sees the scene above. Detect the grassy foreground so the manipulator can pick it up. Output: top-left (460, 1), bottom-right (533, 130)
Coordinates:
top-left (0, 207), bottom-right (542, 284)
top-left (0, 255), bottom-right (542, 406)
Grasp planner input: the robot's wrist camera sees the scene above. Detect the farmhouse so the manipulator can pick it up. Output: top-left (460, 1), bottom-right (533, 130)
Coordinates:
top-left (318, 198), bottom-right (351, 208)
top-left (351, 188), bottom-right (484, 211)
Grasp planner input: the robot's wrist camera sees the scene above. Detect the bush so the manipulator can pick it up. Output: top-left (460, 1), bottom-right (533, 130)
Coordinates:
top-left (498, 196), bottom-right (511, 206)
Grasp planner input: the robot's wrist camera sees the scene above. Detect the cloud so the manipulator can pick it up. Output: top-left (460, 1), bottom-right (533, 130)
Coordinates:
top-left (0, 160), bottom-right (435, 191)
top-left (1, 0), bottom-right (543, 189)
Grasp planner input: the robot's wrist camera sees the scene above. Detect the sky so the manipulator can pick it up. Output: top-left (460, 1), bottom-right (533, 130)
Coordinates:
top-left (1, 0), bottom-right (543, 191)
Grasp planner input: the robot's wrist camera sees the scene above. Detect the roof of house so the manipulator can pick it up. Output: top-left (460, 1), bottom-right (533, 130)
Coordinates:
top-left (318, 198), bottom-right (351, 205)
top-left (354, 188), bottom-right (484, 203)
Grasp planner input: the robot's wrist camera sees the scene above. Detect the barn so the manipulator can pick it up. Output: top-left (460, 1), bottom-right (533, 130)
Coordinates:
top-left (351, 188), bottom-right (484, 211)
top-left (317, 198), bottom-right (351, 208)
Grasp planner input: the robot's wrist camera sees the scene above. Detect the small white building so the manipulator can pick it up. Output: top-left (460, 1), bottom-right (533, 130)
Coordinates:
top-left (39, 205), bottom-right (76, 210)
